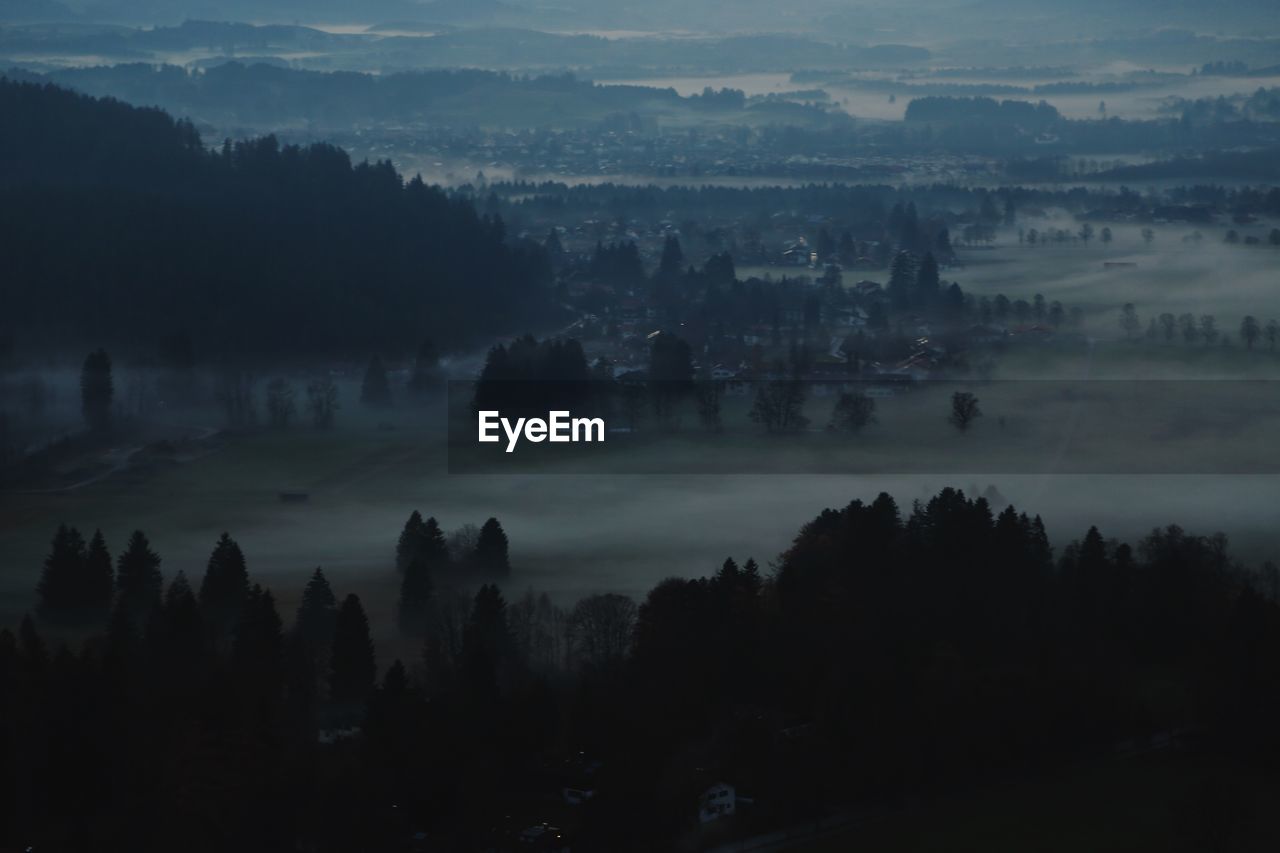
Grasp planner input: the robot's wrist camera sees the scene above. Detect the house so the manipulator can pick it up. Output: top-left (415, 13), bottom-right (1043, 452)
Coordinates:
top-left (698, 782), bottom-right (736, 823)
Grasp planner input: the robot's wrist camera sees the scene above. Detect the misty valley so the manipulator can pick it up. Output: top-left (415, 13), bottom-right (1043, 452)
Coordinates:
top-left (3, 1), bottom-right (1280, 851)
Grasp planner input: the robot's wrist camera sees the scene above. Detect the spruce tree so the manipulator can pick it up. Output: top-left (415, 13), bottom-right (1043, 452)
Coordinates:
top-left (84, 529), bottom-right (114, 617)
top-left (397, 554), bottom-right (434, 637)
top-left (115, 530), bottom-right (162, 627)
top-left (160, 571), bottom-right (204, 658)
top-left (294, 567), bottom-right (338, 655)
top-left (462, 584), bottom-right (510, 700)
top-left (887, 251), bottom-right (916, 310)
top-left (396, 512), bottom-right (449, 574)
top-left (330, 594), bottom-right (376, 704)
top-left (199, 532), bottom-right (249, 644)
top-left (657, 235), bottom-right (684, 277)
top-left (396, 511), bottom-right (426, 574)
top-left (233, 584), bottom-right (284, 688)
top-left (36, 524), bottom-right (87, 621)
top-left (474, 518), bottom-right (510, 577)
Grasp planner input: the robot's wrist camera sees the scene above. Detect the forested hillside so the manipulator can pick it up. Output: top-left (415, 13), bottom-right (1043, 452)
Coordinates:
top-left (0, 77), bottom-right (555, 355)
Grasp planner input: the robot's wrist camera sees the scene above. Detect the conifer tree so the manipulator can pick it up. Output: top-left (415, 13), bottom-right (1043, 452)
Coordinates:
top-left (330, 594), bottom-right (376, 704)
top-left (462, 584), bottom-right (511, 700)
top-left (397, 554), bottom-right (434, 637)
top-left (156, 571), bottom-right (204, 665)
top-left (294, 567), bottom-right (338, 655)
top-left (395, 512), bottom-right (449, 574)
top-left (36, 524), bottom-right (87, 621)
top-left (657, 234), bottom-right (684, 277)
top-left (115, 530), bottom-right (162, 627)
top-left (887, 251), bottom-right (916, 309)
top-left (474, 518), bottom-right (511, 577)
top-left (84, 529), bottom-right (114, 617)
top-left (233, 584), bottom-right (284, 688)
top-left (396, 511), bottom-right (426, 574)
top-left (199, 532), bottom-right (250, 644)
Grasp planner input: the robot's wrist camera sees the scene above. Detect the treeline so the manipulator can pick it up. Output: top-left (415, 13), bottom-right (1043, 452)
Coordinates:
top-left (904, 96), bottom-right (1062, 127)
top-left (0, 77), bottom-right (556, 356)
top-left (5, 488), bottom-right (1280, 849)
top-left (493, 178), bottom-right (1280, 233)
top-left (7, 62), bottom-right (843, 132)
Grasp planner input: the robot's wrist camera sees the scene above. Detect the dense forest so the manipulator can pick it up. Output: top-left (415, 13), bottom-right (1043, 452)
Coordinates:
top-left (0, 77), bottom-right (557, 356)
top-left (2, 62), bottom-right (848, 130)
top-left (4, 488), bottom-right (1279, 850)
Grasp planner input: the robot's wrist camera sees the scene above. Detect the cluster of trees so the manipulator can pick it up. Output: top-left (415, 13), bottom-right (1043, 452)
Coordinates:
top-left (395, 512), bottom-right (511, 636)
top-left (904, 96), bottom-right (1062, 129)
top-left (1, 77), bottom-right (555, 357)
top-left (1121, 305), bottom-right (1280, 350)
top-left (9, 488), bottom-right (1280, 849)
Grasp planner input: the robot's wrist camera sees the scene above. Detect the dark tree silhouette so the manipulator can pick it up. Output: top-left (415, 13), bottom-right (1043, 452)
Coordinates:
top-left (949, 391), bottom-right (982, 432)
top-left (462, 584), bottom-right (511, 701)
top-left (232, 584), bottom-right (284, 689)
top-left (199, 532), bottom-right (249, 644)
top-left (115, 530), bottom-right (162, 626)
top-left (294, 567), bottom-right (338, 656)
top-left (83, 529), bottom-right (114, 617)
top-left (396, 512), bottom-right (449, 575)
top-left (474, 518), bottom-right (510, 577)
top-left (1241, 315), bottom-right (1261, 349)
top-left (330, 594), bottom-right (376, 705)
top-left (829, 390), bottom-right (877, 433)
top-left (35, 524), bottom-right (87, 622)
top-left (397, 554), bottom-right (434, 638)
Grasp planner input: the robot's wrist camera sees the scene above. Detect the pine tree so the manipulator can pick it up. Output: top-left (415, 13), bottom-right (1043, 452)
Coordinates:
top-left (360, 355), bottom-right (392, 407)
top-left (80, 348), bottom-right (114, 433)
top-left (657, 235), bottom-right (684, 278)
top-left (463, 584), bottom-right (510, 700)
top-left (36, 524), bottom-right (87, 621)
top-left (294, 567), bottom-right (338, 655)
top-left (150, 571), bottom-right (205, 677)
top-left (84, 529), bottom-right (114, 617)
top-left (396, 512), bottom-right (449, 574)
top-left (887, 251), bottom-right (916, 310)
top-left (474, 518), bottom-right (510, 577)
top-left (396, 511), bottom-right (425, 574)
top-left (115, 530), bottom-right (162, 626)
top-left (233, 584), bottom-right (284, 688)
top-left (397, 554), bottom-right (434, 637)
top-left (199, 532), bottom-right (249, 644)
top-left (330, 594), bottom-right (376, 705)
